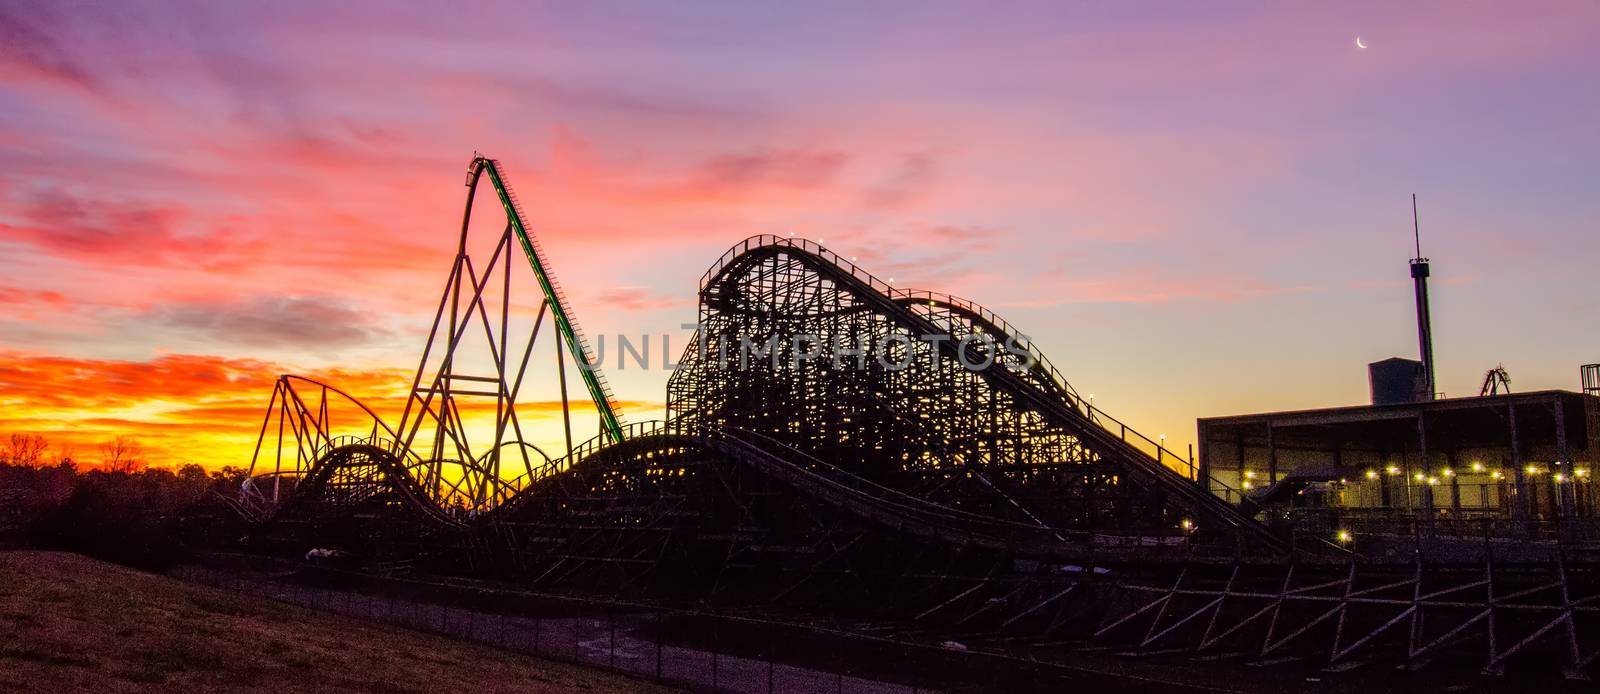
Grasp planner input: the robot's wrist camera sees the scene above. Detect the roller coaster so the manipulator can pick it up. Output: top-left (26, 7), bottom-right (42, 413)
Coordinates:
top-left (225, 155), bottom-right (1600, 679)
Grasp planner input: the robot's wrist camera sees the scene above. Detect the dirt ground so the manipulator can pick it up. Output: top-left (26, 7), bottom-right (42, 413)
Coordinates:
top-left (0, 551), bottom-right (678, 693)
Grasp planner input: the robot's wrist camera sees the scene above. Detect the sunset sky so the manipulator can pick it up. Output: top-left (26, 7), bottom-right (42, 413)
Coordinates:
top-left (2, 2), bottom-right (1598, 469)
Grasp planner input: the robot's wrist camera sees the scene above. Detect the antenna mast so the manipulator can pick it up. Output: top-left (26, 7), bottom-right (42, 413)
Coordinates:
top-left (1413, 194), bottom-right (1422, 259)
top-left (1409, 194), bottom-right (1436, 401)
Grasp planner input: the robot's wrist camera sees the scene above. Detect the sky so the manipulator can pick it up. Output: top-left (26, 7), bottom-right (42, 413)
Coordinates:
top-left (1, 1), bottom-right (1598, 470)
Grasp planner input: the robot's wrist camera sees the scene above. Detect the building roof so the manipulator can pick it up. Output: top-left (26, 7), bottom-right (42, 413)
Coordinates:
top-left (1199, 390), bottom-right (1588, 427)
top-left (1198, 390), bottom-right (1597, 453)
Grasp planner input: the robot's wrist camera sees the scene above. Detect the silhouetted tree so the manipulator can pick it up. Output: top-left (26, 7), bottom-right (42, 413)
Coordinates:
top-left (211, 465), bottom-right (248, 487)
top-left (2, 433), bottom-right (48, 466)
top-left (99, 436), bottom-right (145, 473)
top-left (178, 463), bottom-right (208, 484)
top-left (3, 430), bottom-right (245, 565)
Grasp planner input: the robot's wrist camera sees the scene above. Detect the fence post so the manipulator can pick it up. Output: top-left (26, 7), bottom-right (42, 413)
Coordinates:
top-left (609, 610), bottom-right (617, 669)
top-left (835, 637), bottom-right (843, 694)
top-left (655, 609), bottom-right (663, 682)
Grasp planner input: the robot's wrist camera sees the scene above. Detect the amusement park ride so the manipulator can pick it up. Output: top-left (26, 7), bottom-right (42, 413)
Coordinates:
top-left (223, 156), bottom-right (1600, 679)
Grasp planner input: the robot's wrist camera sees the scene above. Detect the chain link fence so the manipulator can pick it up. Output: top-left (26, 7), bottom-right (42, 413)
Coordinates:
top-left (170, 558), bottom-right (941, 693)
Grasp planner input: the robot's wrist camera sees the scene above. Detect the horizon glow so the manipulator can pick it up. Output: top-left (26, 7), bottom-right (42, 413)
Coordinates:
top-left (2, 2), bottom-right (1598, 469)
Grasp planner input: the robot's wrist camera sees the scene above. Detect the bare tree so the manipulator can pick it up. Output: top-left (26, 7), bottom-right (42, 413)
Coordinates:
top-left (99, 436), bottom-right (145, 473)
top-left (2, 433), bottom-right (49, 466)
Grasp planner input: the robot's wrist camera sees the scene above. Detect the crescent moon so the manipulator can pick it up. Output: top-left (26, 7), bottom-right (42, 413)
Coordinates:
top-left (1355, 36), bottom-right (1367, 49)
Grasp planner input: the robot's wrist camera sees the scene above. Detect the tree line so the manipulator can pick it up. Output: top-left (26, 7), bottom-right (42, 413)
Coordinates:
top-left (0, 431), bottom-right (247, 568)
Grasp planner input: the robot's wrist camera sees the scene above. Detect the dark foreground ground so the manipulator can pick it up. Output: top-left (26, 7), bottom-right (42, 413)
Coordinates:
top-left (172, 554), bottom-right (1597, 694)
top-left (3, 550), bottom-right (1590, 694)
top-left (0, 551), bottom-right (677, 693)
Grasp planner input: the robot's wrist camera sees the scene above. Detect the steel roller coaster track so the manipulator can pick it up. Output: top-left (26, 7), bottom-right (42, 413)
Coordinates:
top-left (224, 155), bottom-right (1600, 678)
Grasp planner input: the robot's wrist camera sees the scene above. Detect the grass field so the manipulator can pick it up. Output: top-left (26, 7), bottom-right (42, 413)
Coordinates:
top-left (0, 551), bottom-right (677, 693)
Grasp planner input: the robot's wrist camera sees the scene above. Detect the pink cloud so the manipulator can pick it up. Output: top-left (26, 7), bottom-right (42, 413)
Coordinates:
top-left (0, 189), bottom-right (265, 271)
top-left (0, 287), bottom-right (68, 306)
top-left (592, 286), bottom-right (692, 313)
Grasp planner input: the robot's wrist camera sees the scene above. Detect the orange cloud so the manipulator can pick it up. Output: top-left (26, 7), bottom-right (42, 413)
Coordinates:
top-left (0, 350), bottom-right (659, 471)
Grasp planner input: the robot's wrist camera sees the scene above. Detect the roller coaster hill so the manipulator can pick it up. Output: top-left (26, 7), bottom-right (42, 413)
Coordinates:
top-left (214, 155), bottom-right (1600, 680)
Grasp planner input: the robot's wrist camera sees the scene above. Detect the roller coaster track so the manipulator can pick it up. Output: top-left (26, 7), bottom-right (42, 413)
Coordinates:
top-left (466, 157), bottom-right (623, 442)
top-left (239, 375), bottom-right (511, 521)
top-left (277, 443), bottom-right (464, 528)
top-left (327, 155), bottom-right (632, 509)
top-left (679, 235), bottom-right (1282, 551)
top-left (243, 368), bottom-right (1062, 543)
top-left (248, 405), bottom-right (1092, 559)
top-left (221, 158), bottom-right (1600, 678)
top-left (494, 421), bottom-right (1083, 555)
top-left (243, 227), bottom-right (1278, 551)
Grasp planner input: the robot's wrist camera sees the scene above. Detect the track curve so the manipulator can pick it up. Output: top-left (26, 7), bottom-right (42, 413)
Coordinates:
top-left (241, 234), bottom-right (1286, 557)
top-left (672, 234), bottom-right (1282, 551)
